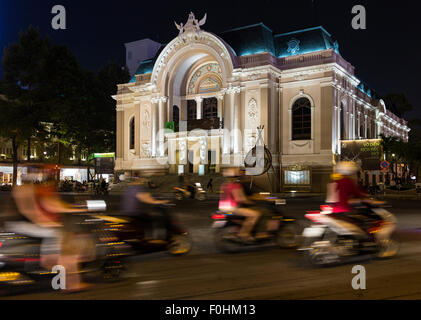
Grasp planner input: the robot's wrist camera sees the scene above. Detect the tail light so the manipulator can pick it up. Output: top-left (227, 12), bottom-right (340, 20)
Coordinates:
top-left (212, 214), bottom-right (226, 220)
top-left (320, 205), bottom-right (333, 213)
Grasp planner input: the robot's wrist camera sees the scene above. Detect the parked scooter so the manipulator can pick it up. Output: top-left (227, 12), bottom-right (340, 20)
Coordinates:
top-left (299, 200), bottom-right (398, 266)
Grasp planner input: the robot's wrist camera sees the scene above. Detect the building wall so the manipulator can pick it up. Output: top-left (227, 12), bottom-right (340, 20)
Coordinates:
top-left (114, 29), bottom-right (410, 192)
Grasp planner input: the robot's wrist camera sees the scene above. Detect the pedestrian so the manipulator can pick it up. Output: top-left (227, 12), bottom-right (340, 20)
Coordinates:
top-left (207, 178), bottom-right (213, 193)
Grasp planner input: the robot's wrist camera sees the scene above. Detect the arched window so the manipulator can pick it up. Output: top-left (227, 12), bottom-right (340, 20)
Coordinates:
top-left (173, 105), bottom-right (179, 122)
top-left (129, 117), bottom-right (135, 150)
top-left (292, 98), bottom-right (311, 140)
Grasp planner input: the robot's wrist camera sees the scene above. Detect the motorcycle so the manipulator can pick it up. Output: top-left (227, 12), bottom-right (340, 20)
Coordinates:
top-left (212, 195), bottom-right (299, 252)
top-left (108, 204), bottom-right (192, 256)
top-left (299, 200), bottom-right (399, 267)
top-left (174, 183), bottom-right (206, 201)
top-left (0, 200), bottom-right (129, 295)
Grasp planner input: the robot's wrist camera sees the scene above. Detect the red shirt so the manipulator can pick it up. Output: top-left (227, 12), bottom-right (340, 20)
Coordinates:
top-left (332, 177), bottom-right (365, 213)
top-left (219, 181), bottom-right (242, 211)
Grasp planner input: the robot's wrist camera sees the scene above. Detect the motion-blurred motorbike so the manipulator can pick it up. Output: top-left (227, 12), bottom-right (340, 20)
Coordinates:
top-left (212, 195), bottom-right (299, 252)
top-left (174, 183), bottom-right (206, 201)
top-left (0, 200), bottom-right (128, 295)
top-left (108, 204), bottom-right (192, 256)
top-left (299, 200), bottom-right (398, 266)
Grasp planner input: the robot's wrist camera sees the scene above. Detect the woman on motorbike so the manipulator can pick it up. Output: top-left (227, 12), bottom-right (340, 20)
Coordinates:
top-left (11, 165), bottom-right (90, 292)
top-left (219, 167), bottom-right (262, 242)
top-left (328, 161), bottom-right (383, 241)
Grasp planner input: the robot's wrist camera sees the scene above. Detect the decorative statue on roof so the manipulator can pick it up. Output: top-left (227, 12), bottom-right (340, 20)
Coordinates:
top-left (175, 12), bottom-right (207, 39)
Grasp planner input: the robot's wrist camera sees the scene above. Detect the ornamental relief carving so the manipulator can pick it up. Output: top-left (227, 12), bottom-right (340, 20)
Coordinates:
top-left (247, 98), bottom-right (259, 125)
top-left (142, 109), bottom-right (151, 129)
top-left (140, 141), bottom-right (152, 158)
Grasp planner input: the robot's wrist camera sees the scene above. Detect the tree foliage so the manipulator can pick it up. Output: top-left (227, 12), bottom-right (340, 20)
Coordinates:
top-left (0, 27), bottom-right (130, 184)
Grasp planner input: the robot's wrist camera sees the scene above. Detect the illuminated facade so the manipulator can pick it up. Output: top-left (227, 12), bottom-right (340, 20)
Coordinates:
top-left (114, 13), bottom-right (410, 192)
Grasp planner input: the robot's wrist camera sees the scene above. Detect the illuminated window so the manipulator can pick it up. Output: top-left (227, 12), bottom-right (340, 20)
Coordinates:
top-left (284, 170), bottom-right (310, 185)
top-left (292, 98), bottom-right (311, 140)
top-left (129, 117), bottom-right (135, 150)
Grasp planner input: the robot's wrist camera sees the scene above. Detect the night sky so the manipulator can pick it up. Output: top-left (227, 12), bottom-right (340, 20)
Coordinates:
top-left (0, 0), bottom-right (420, 119)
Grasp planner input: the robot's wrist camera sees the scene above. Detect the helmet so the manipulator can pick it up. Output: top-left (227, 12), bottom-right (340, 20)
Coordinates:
top-left (222, 167), bottom-right (241, 178)
top-left (334, 161), bottom-right (359, 176)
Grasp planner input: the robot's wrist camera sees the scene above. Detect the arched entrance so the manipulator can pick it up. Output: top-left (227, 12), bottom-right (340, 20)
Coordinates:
top-left (151, 29), bottom-right (236, 175)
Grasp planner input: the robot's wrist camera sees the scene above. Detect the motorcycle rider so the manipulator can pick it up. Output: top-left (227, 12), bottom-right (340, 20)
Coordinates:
top-left (9, 165), bottom-right (90, 292)
top-left (121, 174), bottom-right (172, 238)
top-left (327, 161), bottom-right (384, 242)
top-left (219, 167), bottom-right (263, 242)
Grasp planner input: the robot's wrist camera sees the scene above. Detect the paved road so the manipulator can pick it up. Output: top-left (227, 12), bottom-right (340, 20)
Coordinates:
top-left (2, 193), bottom-right (421, 300)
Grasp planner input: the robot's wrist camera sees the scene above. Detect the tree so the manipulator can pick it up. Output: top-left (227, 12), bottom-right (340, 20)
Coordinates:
top-left (0, 94), bottom-right (34, 185)
top-left (383, 93), bottom-right (413, 117)
top-left (2, 26), bottom-right (51, 163)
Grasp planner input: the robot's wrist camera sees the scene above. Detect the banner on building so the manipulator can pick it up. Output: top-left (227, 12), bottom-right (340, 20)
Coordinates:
top-left (340, 139), bottom-right (383, 170)
top-left (92, 153), bottom-right (115, 175)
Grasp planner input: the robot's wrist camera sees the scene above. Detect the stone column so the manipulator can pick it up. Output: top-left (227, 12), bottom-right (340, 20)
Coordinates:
top-left (151, 98), bottom-right (159, 157)
top-left (311, 105), bottom-right (315, 140)
top-left (158, 96), bottom-right (168, 157)
top-left (223, 91), bottom-right (231, 155)
top-left (195, 96), bottom-right (203, 120)
top-left (116, 109), bottom-right (124, 159)
top-left (233, 87), bottom-right (241, 153)
top-left (217, 93), bottom-right (224, 124)
top-left (357, 112), bottom-right (361, 139)
top-left (364, 114), bottom-right (368, 139)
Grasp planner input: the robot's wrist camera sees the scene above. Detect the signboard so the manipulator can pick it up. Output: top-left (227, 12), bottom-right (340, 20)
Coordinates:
top-left (92, 153), bottom-right (115, 175)
top-left (341, 139), bottom-right (382, 170)
top-left (165, 121), bottom-right (175, 132)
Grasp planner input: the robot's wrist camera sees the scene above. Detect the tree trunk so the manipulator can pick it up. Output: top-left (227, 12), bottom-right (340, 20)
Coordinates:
top-left (57, 142), bottom-right (61, 164)
top-left (12, 136), bottom-right (19, 186)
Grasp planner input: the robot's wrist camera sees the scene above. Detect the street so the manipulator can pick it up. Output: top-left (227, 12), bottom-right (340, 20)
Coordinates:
top-left (2, 192), bottom-right (421, 299)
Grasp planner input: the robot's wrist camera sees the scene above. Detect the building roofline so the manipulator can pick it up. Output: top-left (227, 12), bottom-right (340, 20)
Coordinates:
top-left (124, 38), bottom-right (161, 47)
top-left (274, 26), bottom-right (332, 38)
top-left (221, 22), bottom-right (273, 34)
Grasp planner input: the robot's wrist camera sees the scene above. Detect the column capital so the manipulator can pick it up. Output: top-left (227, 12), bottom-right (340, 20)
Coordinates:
top-left (151, 97), bottom-right (160, 104)
top-left (226, 85), bottom-right (241, 94)
top-left (161, 96), bottom-right (168, 103)
top-left (195, 96), bottom-right (203, 103)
